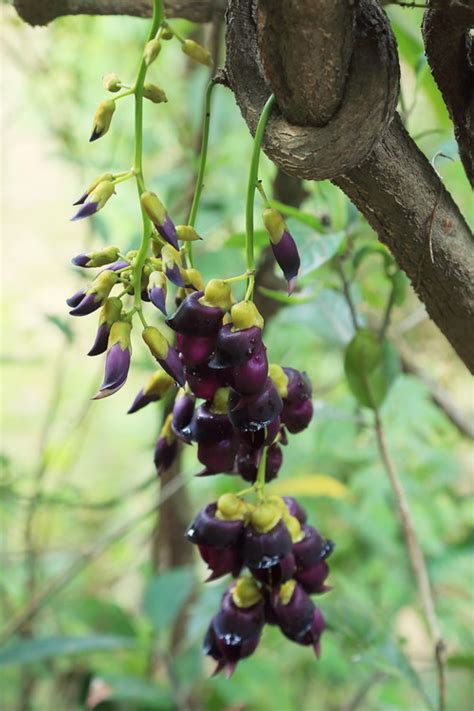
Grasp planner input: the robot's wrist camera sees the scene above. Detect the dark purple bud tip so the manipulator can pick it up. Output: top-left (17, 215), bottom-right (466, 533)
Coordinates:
top-left (186, 502), bottom-right (243, 549)
top-left (92, 343), bottom-right (130, 400)
top-left (66, 289), bottom-right (86, 308)
top-left (149, 286), bottom-right (167, 315)
top-left (69, 292), bottom-right (102, 317)
top-left (171, 393), bottom-right (195, 443)
top-left (154, 434), bottom-right (178, 475)
top-left (87, 322), bottom-right (110, 357)
top-left (165, 263), bottom-right (185, 288)
top-left (73, 192), bottom-right (88, 206)
top-left (89, 128), bottom-right (102, 142)
top-left (177, 333), bottom-right (215, 366)
top-left (127, 388), bottom-right (158, 414)
top-left (157, 215), bottom-right (179, 250)
top-left (270, 230), bottom-right (300, 285)
top-left (228, 378), bottom-right (283, 432)
top-left (167, 291), bottom-right (223, 338)
top-left (71, 254), bottom-right (90, 267)
top-left (199, 545), bottom-right (243, 581)
top-left (209, 325), bottom-right (262, 369)
top-left (231, 344), bottom-right (268, 396)
top-left (159, 346), bottom-right (185, 387)
top-left (71, 201), bottom-right (99, 221)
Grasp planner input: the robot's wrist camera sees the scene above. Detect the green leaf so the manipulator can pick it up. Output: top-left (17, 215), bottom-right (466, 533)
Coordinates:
top-left (224, 230), bottom-right (268, 249)
top-left (268, 199), bottom-right (326, 230)
top-left (142, 566), bottom-right (194, 633)
top-left (0, 635), bottom-right (135, 667)
top-left (447, 653), bottom-right (474, 670)
top-left (344, 330), bottom-right (400, 409)
top-left (298, 231), bottom-right (345, 278)
top-left (257, 286), bottom-right (317, 305)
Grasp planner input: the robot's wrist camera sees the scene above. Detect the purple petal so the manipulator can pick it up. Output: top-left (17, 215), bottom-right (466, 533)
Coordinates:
top-left (149, 286), bottom-right (167, 314)
top-left (66, 289), bottom-right (86, 308)
top-left (71, 254), bottom-right (90, 267)
top-left (102, 259), bottom-right (129, 273)
top-left (89, 128), bottom-right (102, 142)
top-left (270, 231), bottom-right (300, 287)
top-left (92, 344), bottom-right (130, 399)
top-left (69, 292), bottom-right (102, 317)
top-left (87, 322), bottom-right (110, 356)
top-left (73, 192), bottom-right (88, 206)
top-left (165, 263), bottom-right (185, 288)
top-left (71, 201), bottom-right (99, 221)
top-left (159, 346), bottom-right (185, 386)
top-left (157, 215), bottom-right (179, 250)
top-left (127, 388), bottom-right (159, 414)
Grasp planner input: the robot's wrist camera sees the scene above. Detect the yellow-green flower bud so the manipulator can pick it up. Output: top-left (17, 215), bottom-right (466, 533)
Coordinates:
top-left (143, 38), bottom-right (162, 66)
top-left (98, 296), bottom-right (122, 327)
top-left (183, 268), bottom-right (204, 291)
top-left (181, 39), bottom-right (212, 67)
top-left (142, 326), bottom-right (169, 360)
top-left (232, 576), bottom-right (262, 609)
top-left (251, 504), bottom-right (281, 533)
top-left (88, 269), bottom-right (119, 300)
top-left (143, 370), bottom-right (174, 397)
top-left (108, 320), bottom-right (132, 350)
top-left (89, 180), bottom-right (116, 211)
top-left (216, 493), bottom-right (247, 521)
top-left (74, 245), bottom-right (120, 268)
top-left (102, 73), bottom-right (122, 93)
top-left (201, 279), bottom-right (232, 311)
top-left (176, 225), bottom-right (202, 242)
top-left (143, 83), bottom-right (168, 104)
top-left (279, 579), bottom-right (297, 605)
top-left (231, 301), bottom-right (264, 331)
top-left (268, 363), bottom-right (289, 398)
top-left (90, 99), bottom-right (116, 142)
top-left (140, 191), bottom-right (167, 225)
top-left (161, 26), bottom-right (173, 40)
top-left (262, 207), bottom-right (286, 245)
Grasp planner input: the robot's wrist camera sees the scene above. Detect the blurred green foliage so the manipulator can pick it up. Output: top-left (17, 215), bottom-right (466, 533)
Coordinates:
top-left (1, 4), bottom-right (473, 711)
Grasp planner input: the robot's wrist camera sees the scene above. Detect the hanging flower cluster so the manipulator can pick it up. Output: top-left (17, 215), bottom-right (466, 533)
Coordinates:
top-left (66, 0), bottom-right (334, 677)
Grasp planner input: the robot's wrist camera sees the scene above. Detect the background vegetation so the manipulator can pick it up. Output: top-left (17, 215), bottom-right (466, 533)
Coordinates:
top-left (1, 3), bottom-right (473, 709)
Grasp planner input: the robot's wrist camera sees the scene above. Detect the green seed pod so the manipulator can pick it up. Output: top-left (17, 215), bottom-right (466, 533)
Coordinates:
top-left (102, 73), bottom-right (122, 93)
top-left (181, 39), bottom-right (212, 67)
top-left (143, 38), bottom-right (162, 66)
top-left (143, 83), bottom-right (168, 104)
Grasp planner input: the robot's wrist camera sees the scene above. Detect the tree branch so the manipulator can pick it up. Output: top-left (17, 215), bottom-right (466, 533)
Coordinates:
top-left (12, 0), bottom-right (226, 26)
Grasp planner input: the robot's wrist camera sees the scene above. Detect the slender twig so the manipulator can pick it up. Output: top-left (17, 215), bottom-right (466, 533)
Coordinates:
top-left (379, 283), bottom-right (396, 342)
top-left (340, 671), bottom-right (387, 711)
top-left (0, 473), bottom-right (189, 646)
top-left (336, 256), bottom-right (359, 331)
top-left (373, 408), bottom-right (446, 711)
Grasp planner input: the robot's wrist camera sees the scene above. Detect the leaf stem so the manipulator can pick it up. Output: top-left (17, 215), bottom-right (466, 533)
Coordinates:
top-left (255, 446), bottom-right (268, 501)
top-left (245, 94), bottom-right (275, 300)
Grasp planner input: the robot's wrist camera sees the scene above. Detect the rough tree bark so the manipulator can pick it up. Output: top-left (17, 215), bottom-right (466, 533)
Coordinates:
top-left (13, 0), bottom-right (474, 373)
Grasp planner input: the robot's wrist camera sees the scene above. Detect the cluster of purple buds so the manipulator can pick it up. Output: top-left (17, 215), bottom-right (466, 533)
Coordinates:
top-left (187, 493), bottom-right (333, 676)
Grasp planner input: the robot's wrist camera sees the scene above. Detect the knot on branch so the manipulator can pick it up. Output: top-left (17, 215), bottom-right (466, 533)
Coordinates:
top-left (225, 0), bottom-right (400, 180)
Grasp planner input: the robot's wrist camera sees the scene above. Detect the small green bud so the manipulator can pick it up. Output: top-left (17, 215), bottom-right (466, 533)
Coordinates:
top-left (251, 503), bottom-right (281, 533)
top-left (108, 320), bottom-right (132, 350)
top-left (216, 493), bottom-right (247, 521)
top-left (140, 191), bottom-right (167, 225)
top-left (231, 301), bottom-right (264, 331)
top-left (88, 180), bottom-right (116, 211)
top-left (161, 244), bottom-right (182, 268)
top-left (176, 225), bottom-right (202, 242)
top-left (82, 246), bottom-right (120, 268)
top-left (262, 208), bottom-right (286, 245)
top-left (161, 26), bottom-right (173, 40)
top-left (268, 363), bottom-right (289, 398)
top-left (143, 38), bottom-right (162, 66)
top-left (143, 83), bottom-right (168, 104)
top-left (142, 326), bottom-right (169, 360)
top-left (181, 39), bottom-right (212, 67)
top-left (98, 296), bottom-right (122, 327)
top-left (201, 279), bottom-right (232, 311)
top-left (90, 99), bottom-right (116, 142)
top-left (88, 269), bottom-right (119, 300)
top-left (183, 268), bottom-right (204, 291)
top-left (102, 73), bottom-right (122, 93)
top-left (232, 576), bottom-right (262, 609)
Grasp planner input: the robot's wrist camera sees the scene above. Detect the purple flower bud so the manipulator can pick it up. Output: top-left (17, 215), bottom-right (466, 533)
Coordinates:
top-left (185, 363), bottom-right (230, 401)
top-left (142, 327), bottom-right (185, 387)
top-left (190, 403), bottom-right (234, 444)
top-left (167, 291), bottom-right (223, 337)
top-left (157, 214), bottom-right (179, 250)
top-left (282, 497), bottom-right (308, 524)
top-left (69, 291), bottom-right (103, 316)
top-left (128, 371), bottom-right (175, 415)
top-left (228, 378), bottom-right (283, 432)
top-left (154, 416), bottom-right (178, 475)
top-left (199, 545), bottom-right (243, 582)
top-left (71, 180), bottom-right (115, 221)
top-left (243, 514), bottom-right (292, 571)
top-left (187, 502), bottom-right (244, 548)
top-left (165, 262), bottom-right (185, 287)
top-left (197, 434), bottom-right (238, 475)
top-left (104, 259), bottom-right (130, 273)
top-left (140, 192), bottom-right (179, 250)
top-left (282, 399), bottom-right (314, 434)
top-left (209, 325), bottom-right (263, 369)
top-left (171, 392), bottom-right (195, 443)
top-left (69, 270), bottom-right (118, 317)
top-left (270, 231), bottom-right (300, 295)
top-left (149, 286), bottom-right (167, 314)
top-left (66, 289), bottom-right (86, 308)
top-left (177, 333), bottom-right (215, 366)
top-left (236, 442), bottom-right (282, 483)
top-left (280, 368), bottom-right (313, 433)
top-left (271, 582), bottom-right (325, 655)
top-left (231, 343), bottom-right (268, 396)
top-left (295, 560), bottom-right (331, 595)
top-left (87, 322), bottom-right (110, 356)
top-left (204, 585), bottom-right (265, 677)
top-left (293, 525), bottom-right (334, 594)
top-left (92, 321), bottom-right (132, 400)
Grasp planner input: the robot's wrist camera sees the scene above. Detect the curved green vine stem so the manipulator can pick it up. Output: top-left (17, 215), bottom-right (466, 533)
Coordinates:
top-left (131, 0), bottom-right (164, 312)
top-left (244, 94), bottom-right (275, 301)
top-left (185, 79), bottom-right (217, 268)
